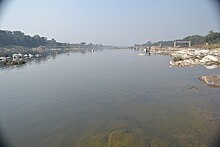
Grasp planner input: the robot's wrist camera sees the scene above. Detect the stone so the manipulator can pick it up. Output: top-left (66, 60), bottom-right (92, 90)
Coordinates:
top-left (203, 65), bottom-right (219, 70)
top-left (200, 55), bottom-right (219, 65)
top-left (189, 86), bottom-right (198, 91)
top-left (138, 53), bottom-right (145, 56)
top-left (170, 59), bottom-right (195, 67)
top-left (199, 75), bottom-right (220, 87)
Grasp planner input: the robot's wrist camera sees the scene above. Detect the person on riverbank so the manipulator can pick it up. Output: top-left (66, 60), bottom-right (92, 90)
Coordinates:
top-left (5, 54), bottom-right (9, 63)
top-left (148, 46), bottom-right (151, 56)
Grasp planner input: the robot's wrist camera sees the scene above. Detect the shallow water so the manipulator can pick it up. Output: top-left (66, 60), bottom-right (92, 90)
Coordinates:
top-left (0, 49), bottom-right (220, 147)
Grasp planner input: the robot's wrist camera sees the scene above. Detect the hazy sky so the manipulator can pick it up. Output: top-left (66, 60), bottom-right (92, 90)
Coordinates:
top-left (0, 0), bottom-right (220, 46)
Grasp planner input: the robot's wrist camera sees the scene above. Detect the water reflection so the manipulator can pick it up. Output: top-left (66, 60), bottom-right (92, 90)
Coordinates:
top-left (0, 48), bottom-right (103, 70)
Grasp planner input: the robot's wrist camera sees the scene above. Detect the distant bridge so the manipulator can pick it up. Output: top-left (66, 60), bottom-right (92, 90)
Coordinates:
top-left (174, 41), bottom-right (191, 48)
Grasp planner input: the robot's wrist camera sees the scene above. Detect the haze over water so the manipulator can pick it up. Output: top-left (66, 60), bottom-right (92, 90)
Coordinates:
top-left (1, 49), bottom-right (220, 147)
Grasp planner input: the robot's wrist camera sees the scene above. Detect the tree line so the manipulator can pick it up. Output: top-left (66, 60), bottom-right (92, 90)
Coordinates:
top-left (0, 30), bottom-right (67, 48)
top-left (0, 30), bottom-right (105, 49)
top-left (136, 31), bottom-right (220, 47)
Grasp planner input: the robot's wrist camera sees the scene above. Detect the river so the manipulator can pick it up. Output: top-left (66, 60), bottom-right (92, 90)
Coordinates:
top-left (0, 49), bottom-right (220, 147)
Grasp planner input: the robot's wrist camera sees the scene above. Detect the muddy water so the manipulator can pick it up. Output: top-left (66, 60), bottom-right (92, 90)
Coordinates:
top-left (0, 49), bottom-right (220, 147)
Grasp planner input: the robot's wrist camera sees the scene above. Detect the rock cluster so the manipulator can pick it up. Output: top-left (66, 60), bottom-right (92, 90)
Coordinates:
top-left (194, 104), bottom-right (218, 125)
top-left (169, 49), bottom-right (220, 69)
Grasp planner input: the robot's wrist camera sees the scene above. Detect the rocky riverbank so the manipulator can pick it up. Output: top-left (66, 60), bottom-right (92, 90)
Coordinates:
top-left (152, 47), bottom-right (220, 88)
top-left (152, 47), bottom-right (220, 70)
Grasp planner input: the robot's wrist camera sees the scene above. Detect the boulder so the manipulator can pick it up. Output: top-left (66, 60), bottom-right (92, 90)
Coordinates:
top-left (0, 57), bottom-right (7, 62)
top-left (138, 53), bottom-right (145, 56)
top-left (28, 54), bottom-right (34, 58)
top-left (35, 54), bottom-right (40, 58)
top-left (209, 50), bottom-right (220, 57)
top-left (199, 75), bottom-right (220, 87)
top-left (170, 59), bottom-right (195, 67)
top-left (200, 55), bottom-right (219, 65)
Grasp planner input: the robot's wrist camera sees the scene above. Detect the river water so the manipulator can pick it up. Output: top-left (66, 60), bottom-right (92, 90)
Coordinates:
top-left (0, 49), bottom-right (220, 147)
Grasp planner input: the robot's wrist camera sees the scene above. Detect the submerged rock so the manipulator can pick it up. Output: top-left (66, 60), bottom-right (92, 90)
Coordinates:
top-left (199, 75), bottom-right (220, 88)
top-left (108, 129), bottom-right (146, 147)
top-left (194, 104), bottom-right (218, 125)
top-left (189, 86), bottom-right (198, 91)
top-left (150, 137), bottom-right (170, 147)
